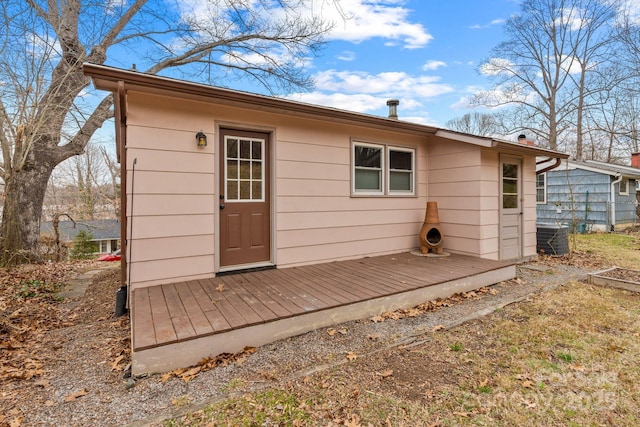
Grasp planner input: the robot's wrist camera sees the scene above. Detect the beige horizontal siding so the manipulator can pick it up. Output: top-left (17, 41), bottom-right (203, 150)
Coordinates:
top-left (131, 235), bottom-right (215, 262)
top-left (131, 194), bottom-right (215, 216)
top-left (129, 255), bottom-right (215, 289)
top-left (277, 236), bottom-right (418, 267)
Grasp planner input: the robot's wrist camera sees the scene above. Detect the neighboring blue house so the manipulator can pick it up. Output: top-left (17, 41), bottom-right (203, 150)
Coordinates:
top-left (40, 219), bottom-right (121, 254)
top-left (537, 158), bottom-right (640, 232)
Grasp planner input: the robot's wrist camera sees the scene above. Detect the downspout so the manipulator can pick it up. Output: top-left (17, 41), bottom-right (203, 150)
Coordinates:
top-left (536, 157), bottom-right (562, 175)
top-left (610, 174), bottom-right (622, 232)
top-left (114, 80), bottom-right (129, 316)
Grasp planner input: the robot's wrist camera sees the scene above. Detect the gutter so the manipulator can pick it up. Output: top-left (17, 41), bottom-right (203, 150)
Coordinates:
top-left (610, 174), bottom-right (622, 232)
top-left (536, 157), bottom-right (563, 175)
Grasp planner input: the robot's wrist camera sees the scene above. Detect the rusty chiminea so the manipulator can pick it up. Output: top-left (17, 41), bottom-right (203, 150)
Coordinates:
top-left (419, 201), bottom-right (444, 254)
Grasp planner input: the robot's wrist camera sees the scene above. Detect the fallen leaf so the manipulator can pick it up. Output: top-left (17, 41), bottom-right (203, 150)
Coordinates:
top-left (453, 411), bottom-right (472, 417)
top-left (327, 328), bottom-right (336, 336)
top-left (376, 369), bottom-right (393, 378)
top-left (216, 283), bottom-right (225, 292)
top-left (337, 328), bottom-right (348, 335)
top-left (521, 380), bottom-right (534, 389)
top-left (346, 351), bottom-right (357, 361)
top-left (110, 355), bottom-right (125, 371)
top-left (370, 315), bottom-right (385, 323)
top-left (344, 414), bottom-right (362, 427)
top-left (432, 324), bottom-right (445, 332)
top-left (178, 365), bottom-right (202, 382)
top-left (160, 372), bottom-right (173, 383)
top-left (569, 364), bottom-right (586, 372)
top-left (64, 389), bottom-right (89, 402)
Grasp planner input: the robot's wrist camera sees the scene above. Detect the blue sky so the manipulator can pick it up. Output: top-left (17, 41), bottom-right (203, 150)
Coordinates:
top-left (281, 0), bottom-right (521, 127)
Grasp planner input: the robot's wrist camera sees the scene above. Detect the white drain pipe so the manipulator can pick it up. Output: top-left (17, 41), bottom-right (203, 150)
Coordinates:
top-left (610, 174), bottom-right (622, 232)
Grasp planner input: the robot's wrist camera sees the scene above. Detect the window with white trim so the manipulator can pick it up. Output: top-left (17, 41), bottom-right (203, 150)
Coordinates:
top-left (353, 143), bottom-right (384, 194)
top-left (352, 141), bottom-right (415, 196)
top-left (536, 173), bottom-right (546, 204)
top-left (619, 179), bottom-right (629, 195)
top-left (388, 147), bottom-right (414, 194)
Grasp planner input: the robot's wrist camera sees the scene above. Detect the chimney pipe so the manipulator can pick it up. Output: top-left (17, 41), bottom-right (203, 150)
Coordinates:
top-left (387, 99), bottom-right (399, 120)
top-left (517, 134), bottom-right (534, 146)
top-left (632, 152), bottom-right (640, 169)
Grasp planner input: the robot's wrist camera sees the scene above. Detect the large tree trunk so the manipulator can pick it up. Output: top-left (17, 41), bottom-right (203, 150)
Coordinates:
top-left (1, 166), bottom-right (54, 265)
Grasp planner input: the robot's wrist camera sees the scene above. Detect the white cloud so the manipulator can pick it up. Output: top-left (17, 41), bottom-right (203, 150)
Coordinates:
top-left (284, 92), bottom-right (386, 113)
top-left (479, 57), bottom-right (514, 76)
top-left (284, 91), bottom-right (436, 124)
top-left (337, 51), bottom-right (356, 61)
top-left (422, 60), bottom-right (447, 71)
top-left (312, 69), bottom-right (453, 99)
top-left (315, 0), bottom-right (433, 49)
top-left (470, 18), bottom-right (506, 29)
top-left (555, 7), bottom-right (589, 31)
top-left (282, 69), bottom-right (454, 125)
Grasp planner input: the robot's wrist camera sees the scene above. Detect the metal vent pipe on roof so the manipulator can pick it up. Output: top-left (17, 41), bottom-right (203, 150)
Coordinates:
top-left (387, 99), bottom-right (399, 119)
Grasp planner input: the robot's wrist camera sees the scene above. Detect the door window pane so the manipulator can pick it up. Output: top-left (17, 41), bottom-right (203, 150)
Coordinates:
top-left (227, 180), bottom-right (238, 200)
top-left (503, 195), bottom-right (518, 209)
top-left (503, 164), bottom-right (517, 178)
top-left (240, 139), bottom-right (251, 159)
top-left (227, 139), bottom-right (238, 158)
top-left (502, 162), bottom-right (518, 209)
top-left (225, 136), bottom-right (265, 201)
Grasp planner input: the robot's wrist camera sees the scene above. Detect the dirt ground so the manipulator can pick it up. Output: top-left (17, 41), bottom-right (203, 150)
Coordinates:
top-left (0, 247), bottom-right (633, 426)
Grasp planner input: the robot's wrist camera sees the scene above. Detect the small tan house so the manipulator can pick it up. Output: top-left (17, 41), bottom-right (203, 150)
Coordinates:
top-left (84, 64), bottom-right (567, 373)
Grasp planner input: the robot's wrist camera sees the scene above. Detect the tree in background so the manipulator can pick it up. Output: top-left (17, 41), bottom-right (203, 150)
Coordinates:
top-left (472, 0), bottom-right (619, 158)
top-left (0, 0), bottom-right (335, 265)
top-left (445, 112), bottom-right (505, 137)
top-left (69, 230), bottom-right (96, 260)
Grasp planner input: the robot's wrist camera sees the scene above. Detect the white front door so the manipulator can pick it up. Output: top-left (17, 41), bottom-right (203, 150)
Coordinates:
top-left (500, 156), bottom-right (522, 260)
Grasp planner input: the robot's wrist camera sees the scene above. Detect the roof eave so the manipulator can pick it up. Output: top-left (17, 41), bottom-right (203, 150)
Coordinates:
top-left (83, 63), bottom-right (439, 136)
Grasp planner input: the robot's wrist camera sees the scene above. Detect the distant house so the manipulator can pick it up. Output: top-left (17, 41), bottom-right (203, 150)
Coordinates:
top-left (536, 156), bottom-right (640, 232)
top-left (40, 219), bottom-right (121, 254)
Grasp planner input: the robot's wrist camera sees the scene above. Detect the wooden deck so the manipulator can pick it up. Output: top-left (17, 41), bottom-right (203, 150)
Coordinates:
top-left (131, 252), bottom-right (516, 374)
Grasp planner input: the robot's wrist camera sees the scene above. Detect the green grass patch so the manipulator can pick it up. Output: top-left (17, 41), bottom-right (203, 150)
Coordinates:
top-left (574, 233), bottom-right (640, 269)
top-left (15, 279), bottom-right (65, 300)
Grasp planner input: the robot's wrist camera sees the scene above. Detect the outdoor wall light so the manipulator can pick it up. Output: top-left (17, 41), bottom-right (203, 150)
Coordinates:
top-left (196, 131), bottom-right (207, 147)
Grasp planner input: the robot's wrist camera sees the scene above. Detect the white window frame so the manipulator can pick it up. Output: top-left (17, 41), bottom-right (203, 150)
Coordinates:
top-left (619, 178), bottom-right (629, 195)
top-left (352, 141), bottom-right (385, 195)
top-left (351, 140), bottom-right (415, 197)
top-left (387, 146), bottom-right (415, 195)
top-left (536, 172), bottom-right (547, 204)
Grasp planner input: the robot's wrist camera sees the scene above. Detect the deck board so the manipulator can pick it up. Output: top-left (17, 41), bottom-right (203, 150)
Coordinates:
top-left (132, 288), bottom-right (156, 349)
top-left (147, 285), bottom-right (177, 344)
top-left (175, 282), bottom-right (215, 336)
top-left (185, 280), bottom-right (231, 332)
top-left (198, 279), bottom-right (247, 329)
top-left (132, 252), bottom-right (515, 353)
